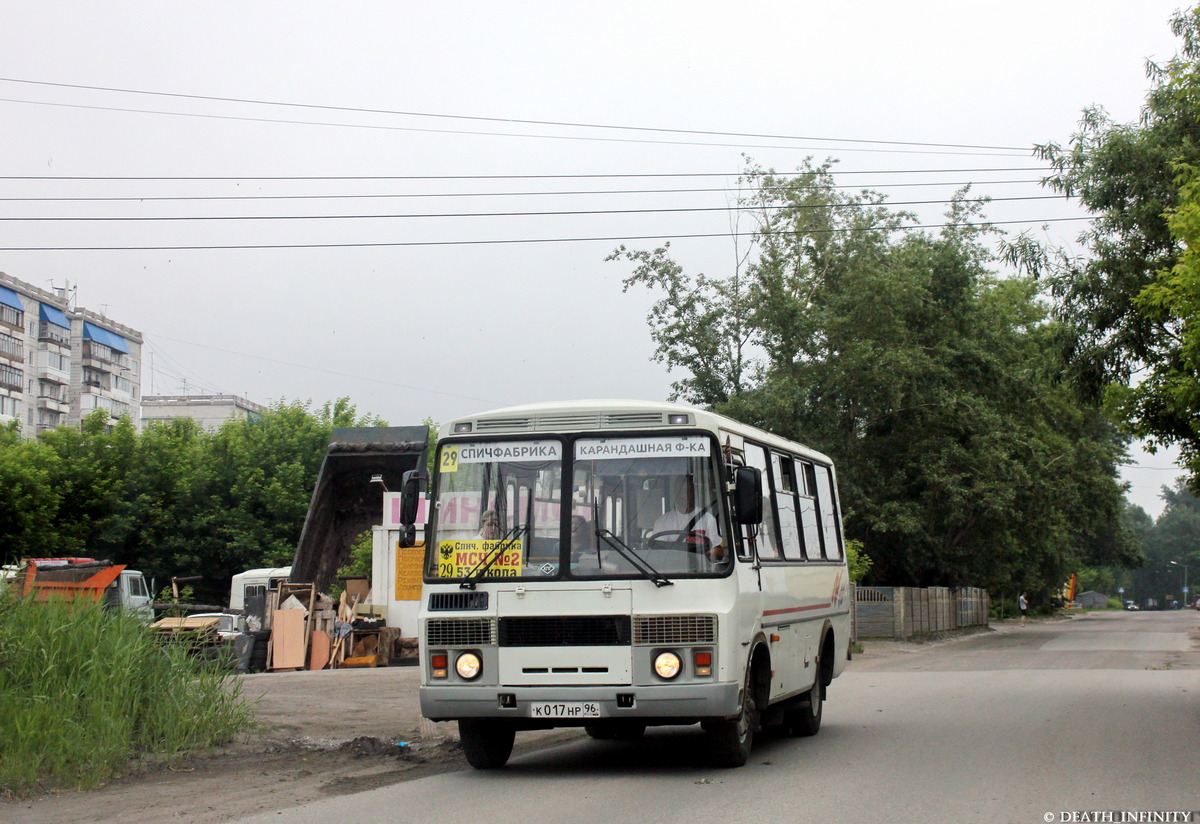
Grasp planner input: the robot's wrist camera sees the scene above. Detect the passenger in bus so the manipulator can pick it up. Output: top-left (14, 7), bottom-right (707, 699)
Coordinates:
top-left (476, 510), bottom-right (502, 540)
top-left (652, 477), bottom-right (726, 562)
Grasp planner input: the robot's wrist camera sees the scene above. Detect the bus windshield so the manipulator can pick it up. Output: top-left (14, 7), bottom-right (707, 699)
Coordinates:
top-left (428, 440), bottom-right (565, 581)
top-left (426, 434), bottom-right (731, 582)
top-left (569, 435), bottom-right (730, 578)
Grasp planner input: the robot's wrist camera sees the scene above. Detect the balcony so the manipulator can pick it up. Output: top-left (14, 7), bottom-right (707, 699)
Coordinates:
top-left (82, 341), bottom-right (129, 369)
top-left (38, 323), bottom-right (70, 346)
top-left (0, 368), bottom-right (21, 392)
top-left (0, 336), bottom-right (22, 363)
top-left (37, 364), bottom-right (69, 384)
top-left (0, 305), bottom-right (21, 331)
top-left (37, 395), bottom-right (69, 413)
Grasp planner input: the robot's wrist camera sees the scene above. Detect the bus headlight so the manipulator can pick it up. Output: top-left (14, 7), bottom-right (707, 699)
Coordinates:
top-left (653, 651), bottom-right (682, 680)
top-left (455, 651), bottom-right (482, 680)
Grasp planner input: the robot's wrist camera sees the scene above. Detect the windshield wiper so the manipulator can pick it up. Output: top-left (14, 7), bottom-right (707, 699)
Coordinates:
top-left (586, 499), bottom-right (671, 587)
top-left (595, 529), bottom-right (672, 588)
top-left (589, 505), bottom-right (672, 588)
top-left (460, 522), bottom-right (523, 590)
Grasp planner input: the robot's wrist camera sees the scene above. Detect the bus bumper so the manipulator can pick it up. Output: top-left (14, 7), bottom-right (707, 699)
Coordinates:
top-left (420, 681), bottom-right (741, 722)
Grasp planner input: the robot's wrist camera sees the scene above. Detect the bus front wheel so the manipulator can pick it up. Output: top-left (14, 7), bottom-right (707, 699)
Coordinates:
top-left (458, 719), bottom-right (515, 769)
top-left (705, 669), bottom-right (758, 767)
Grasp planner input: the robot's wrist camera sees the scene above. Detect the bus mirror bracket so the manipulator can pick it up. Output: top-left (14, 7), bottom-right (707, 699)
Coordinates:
top-left (734, 466), bottom-right (762, 525)
top-left (398, 468), bottom-right (427, 548)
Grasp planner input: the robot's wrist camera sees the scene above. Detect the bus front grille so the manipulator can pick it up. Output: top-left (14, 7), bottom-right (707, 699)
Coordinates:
top-left (499, 615), bottom-right (632, 647)
top-left (633, 615), bottom-right (716, 645)
top-left (426, 618), bottom-right (496, 647)
top-left (428, 591), bottom-right (489, 611)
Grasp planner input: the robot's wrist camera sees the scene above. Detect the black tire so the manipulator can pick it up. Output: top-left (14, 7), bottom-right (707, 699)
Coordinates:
top-left (706, 668), bottom-right (758, 767)
top-left (458, 719), bottom-right (516, 769)
top-left (584, 724), bottom-right (614, 740)
top-left (585, 721), bottom-right (646, 740)
top-left (784, 678), bottom-right (823, 737)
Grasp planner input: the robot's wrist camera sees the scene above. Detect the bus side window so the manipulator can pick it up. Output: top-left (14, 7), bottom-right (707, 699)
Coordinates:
top-left (743, 443), bottom-right (779, 561)
top-left (773, 453), bottom-right (804, 562)
top-left (814, 464), bottom-right (844, 559)
top-left (798, 460), bottom-right (825, 559)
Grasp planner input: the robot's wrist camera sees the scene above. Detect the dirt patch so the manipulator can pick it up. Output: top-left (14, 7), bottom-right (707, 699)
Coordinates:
top-left (3, 667), bottom-right (583, 824)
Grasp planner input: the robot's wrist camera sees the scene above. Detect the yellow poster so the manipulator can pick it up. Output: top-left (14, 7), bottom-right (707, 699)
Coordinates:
top-left (437, 539), bottom-right (524, 578)
top-left (394, 541), bottom-right (425, 601)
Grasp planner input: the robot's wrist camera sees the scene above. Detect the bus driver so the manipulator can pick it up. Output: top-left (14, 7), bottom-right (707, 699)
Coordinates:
top-left (652, 477), bottom-right (726, 562)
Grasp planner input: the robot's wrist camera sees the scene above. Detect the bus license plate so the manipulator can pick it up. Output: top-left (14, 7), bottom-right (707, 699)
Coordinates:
top-left (529, 701), bottom-right (601, 719)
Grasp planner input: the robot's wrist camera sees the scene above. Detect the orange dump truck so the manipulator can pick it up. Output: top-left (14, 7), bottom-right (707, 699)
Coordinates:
top-left (18, 558), bottom-right (153, 619)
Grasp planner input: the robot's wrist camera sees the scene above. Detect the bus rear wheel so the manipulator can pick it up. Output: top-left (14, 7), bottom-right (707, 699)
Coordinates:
top-left (705, 669), bottom-right (758, 767)
top-left (458, 719), bottom-right (515, 769)
top-left (784, 678), bottom-right (823, 737)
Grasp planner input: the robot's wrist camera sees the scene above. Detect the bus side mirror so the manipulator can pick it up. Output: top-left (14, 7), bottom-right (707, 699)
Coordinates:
top-left (734, 466), bottom-right (762, 525)
top-left (398, 468), bottom-right (427, 548)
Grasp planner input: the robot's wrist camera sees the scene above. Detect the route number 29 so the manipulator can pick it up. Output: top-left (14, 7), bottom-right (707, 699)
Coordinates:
top-left (440, 446), bottom-right (459, 474)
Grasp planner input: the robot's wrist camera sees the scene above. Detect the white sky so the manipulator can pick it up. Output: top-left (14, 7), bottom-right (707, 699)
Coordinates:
top-left (0, 0), bottom-right (1188, 516)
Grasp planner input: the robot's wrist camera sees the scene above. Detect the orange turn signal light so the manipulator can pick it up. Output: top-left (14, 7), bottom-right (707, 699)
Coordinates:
top-left (431, 653), bottom-right (448, 678)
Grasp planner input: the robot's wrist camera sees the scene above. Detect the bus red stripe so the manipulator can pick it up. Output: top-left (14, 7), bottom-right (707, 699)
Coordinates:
top-left (762, 602), bottom-right (830, 617)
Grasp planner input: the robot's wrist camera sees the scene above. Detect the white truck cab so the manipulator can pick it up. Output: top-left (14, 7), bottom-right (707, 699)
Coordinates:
top-left (229, 567), bottom-right (292, 612)
top-left (114, 569), bottom-right (153, 620)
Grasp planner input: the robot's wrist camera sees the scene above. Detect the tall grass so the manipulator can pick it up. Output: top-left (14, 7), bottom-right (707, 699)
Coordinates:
top-left (0, 593), bottom-right (255, 796)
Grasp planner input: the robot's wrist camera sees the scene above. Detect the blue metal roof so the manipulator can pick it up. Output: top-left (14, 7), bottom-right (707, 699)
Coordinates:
top-left (39, 304), bottom-right (71, 329)
top-left (83, 321), bottom-right (131, 354)
top-left (0, 285), bottom-right (24, 312)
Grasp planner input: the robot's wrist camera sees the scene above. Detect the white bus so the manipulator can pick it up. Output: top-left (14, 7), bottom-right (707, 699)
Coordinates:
top-left (401, 400), bottom-right (850, 769)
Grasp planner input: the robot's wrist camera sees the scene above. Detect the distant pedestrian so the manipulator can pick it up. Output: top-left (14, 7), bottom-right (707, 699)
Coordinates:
top-left (1019, 592), bottom-right (1028, 625)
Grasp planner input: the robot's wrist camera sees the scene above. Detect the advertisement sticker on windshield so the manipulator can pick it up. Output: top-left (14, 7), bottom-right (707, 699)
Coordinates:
top-left (575, 436), bottom-right (710, 460)
top-left (437, 539), bottom-right (525, 578)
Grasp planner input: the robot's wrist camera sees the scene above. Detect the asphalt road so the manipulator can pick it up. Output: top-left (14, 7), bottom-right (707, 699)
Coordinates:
top-left (236, 610), bottom-right (1200, 824)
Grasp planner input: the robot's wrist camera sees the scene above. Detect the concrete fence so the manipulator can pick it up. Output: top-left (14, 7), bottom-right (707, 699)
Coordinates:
top-left (851, 585), bottom-right (990, 640)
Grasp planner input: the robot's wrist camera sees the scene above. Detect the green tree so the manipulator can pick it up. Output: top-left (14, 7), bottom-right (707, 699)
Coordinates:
top-left (32, 411), bottom-right (138, 559)
top-left (0, 397), bottom-right (385, 605)
top-left (612, 159), bottom-right (1138, 597)
top-left (182, 398), bottom-right (385, 600)
top-left (1012, 7), bottom-right (1200, 490)
top-left (100, 417), bottom-right (208, 587)
top-left (1129, 481), bottom-right (1200, 605)
top-left (0, 422), bottom-right (68, 563)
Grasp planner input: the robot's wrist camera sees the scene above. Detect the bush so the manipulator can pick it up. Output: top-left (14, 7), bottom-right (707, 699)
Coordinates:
top-left (0, 593), bottom-right (255, 796)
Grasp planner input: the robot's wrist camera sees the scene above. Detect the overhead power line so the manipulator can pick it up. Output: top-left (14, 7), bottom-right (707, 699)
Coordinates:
top-left (0, 195), bottom-right (1067, 222)
top-left (0, 96), bottom-right (1029, 157)
top-left (0, 215), bottom-right (1091, 251)
top-left (0, 76), bottom-right (1032, 153)
top-left (0, 167), bottom-right (1049, 181)
top-left (0, 179), bottom-right (1048, 203)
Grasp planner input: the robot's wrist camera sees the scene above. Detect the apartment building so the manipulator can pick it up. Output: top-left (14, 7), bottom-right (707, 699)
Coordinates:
top-left (0, 272), bottom-right (143, 436)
